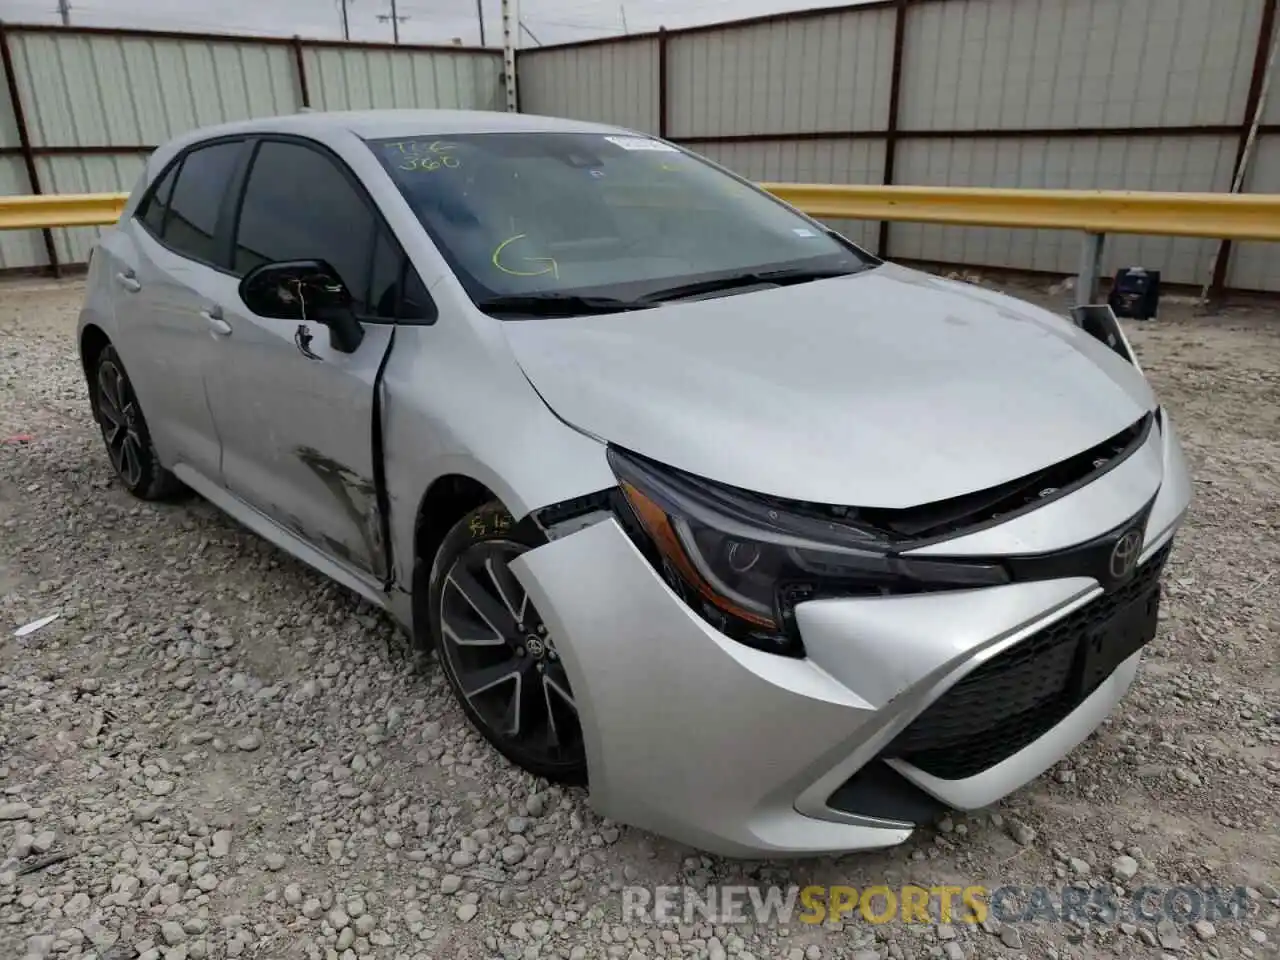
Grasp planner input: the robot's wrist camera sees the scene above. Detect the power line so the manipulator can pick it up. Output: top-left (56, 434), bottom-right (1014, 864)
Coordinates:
top-left (338, 0), bottom-right (352, 40)
top-left (519, 20), bottom-right (542, 46)
top-left (375, 0), bottom-right (408, 44)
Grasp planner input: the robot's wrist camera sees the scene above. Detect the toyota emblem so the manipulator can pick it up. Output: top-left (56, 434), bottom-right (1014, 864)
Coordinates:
top-left (1109, 529), bottom-right (1143, 580)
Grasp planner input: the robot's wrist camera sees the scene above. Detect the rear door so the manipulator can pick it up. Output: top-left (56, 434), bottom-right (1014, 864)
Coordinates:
top-left (202, 136), bottom-right (431, 583)
top-left (105, 139), bottom-right (249, 484)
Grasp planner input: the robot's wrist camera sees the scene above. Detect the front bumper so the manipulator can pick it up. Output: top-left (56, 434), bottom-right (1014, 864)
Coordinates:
top-left (509, 415), bottom-right (1191, 857)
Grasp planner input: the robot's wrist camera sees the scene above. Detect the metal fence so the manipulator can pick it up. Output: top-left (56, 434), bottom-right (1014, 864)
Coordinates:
top-left (517, 0), bottom-right (1280, 294)
top-left (0, 22), bottom-right (504, 273)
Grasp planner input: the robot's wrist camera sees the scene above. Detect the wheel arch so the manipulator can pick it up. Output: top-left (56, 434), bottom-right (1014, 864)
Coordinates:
top-left (79, 324), bottom-right (112, 396)
top-left (410, 473), bottom-right (500, 647)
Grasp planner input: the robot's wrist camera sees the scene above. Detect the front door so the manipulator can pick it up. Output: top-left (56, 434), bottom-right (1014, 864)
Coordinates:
top-left (202, 138), bottom-right (400, 582)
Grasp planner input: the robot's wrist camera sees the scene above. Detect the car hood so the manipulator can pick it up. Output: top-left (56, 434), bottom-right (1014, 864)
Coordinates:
top-left (501, 263), bottom-right (1156, 508)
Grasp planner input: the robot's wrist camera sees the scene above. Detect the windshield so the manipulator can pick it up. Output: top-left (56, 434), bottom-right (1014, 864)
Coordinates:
top-left (366, 131), bottom-right (874, 314)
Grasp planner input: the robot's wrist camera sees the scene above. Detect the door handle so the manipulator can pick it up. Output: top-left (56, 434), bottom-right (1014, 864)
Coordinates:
top-left (114, 272), bottom-right (141, 293)
top-left (200, 309), bottom-right (232, 337)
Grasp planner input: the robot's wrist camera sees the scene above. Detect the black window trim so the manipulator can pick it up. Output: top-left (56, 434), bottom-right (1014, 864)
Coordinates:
top-left (231, 133), bottom-right (438, 326)
top-left (132, 135), bottom-right (252, 278)
top-left (137, 157), bottom-right (181, 238)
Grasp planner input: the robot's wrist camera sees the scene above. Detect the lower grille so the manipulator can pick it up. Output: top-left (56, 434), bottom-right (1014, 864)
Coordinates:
top-left (883, 542), bottom-right (1172, 780)
top-left (827, 760), bottom-right (950, 825)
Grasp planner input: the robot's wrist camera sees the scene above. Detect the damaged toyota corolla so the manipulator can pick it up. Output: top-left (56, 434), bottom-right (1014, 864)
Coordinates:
top-left (78, 109), bottom-right (1191, 857)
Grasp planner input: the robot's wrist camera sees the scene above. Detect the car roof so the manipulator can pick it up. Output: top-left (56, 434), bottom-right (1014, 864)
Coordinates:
top-left (132, 108), bottom-right (652, 212)
top-left (156, 109), bottom-right (634, 157)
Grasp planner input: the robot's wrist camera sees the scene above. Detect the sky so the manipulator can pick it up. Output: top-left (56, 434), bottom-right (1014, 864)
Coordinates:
top-left (0, 0), bottom-right (859, 47)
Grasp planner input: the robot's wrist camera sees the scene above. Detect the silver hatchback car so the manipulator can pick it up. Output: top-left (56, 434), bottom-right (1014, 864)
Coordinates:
top-left (78, 109), bottom-right (1190, 857)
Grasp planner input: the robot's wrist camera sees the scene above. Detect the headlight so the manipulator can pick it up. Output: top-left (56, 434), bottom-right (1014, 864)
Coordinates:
top-left (607, 447), bottom-right (1008, 656)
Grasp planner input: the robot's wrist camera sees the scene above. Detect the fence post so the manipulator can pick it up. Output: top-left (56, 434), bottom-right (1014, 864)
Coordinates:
top-left (501, 0), bottom-right (518, 112)
top-left (1210, 0), bottom-right (1277, 300)
top-left (292, 36), bottom-right (311, 109)
top-left (0, 21), bottom-right (60, 277)
top-left (1076, 232), bottom-right (1106, 307)
top-left (657, 26), bottom-right (668, 139)
top-left (877, 0), bottom-right (909, 260)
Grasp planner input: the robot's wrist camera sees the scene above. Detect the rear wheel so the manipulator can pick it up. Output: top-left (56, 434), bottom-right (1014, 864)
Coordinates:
top-left (428, 502), bottom-right (587, 784)
top-left (91, 345), bottom-right (182, 500)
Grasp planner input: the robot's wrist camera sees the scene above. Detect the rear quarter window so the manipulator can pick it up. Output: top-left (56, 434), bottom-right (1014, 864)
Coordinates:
top-left (138, 161), bottom-right (180, 238)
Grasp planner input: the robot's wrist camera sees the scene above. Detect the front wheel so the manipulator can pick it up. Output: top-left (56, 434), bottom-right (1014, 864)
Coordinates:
top-left (428, 502), bottom-right (587, 785)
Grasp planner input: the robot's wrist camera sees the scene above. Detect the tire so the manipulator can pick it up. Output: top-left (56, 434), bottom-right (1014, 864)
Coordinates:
top-left (90, 344), bottom-right (184, 501)
top-left (428, 501), bottom-right (587, 785)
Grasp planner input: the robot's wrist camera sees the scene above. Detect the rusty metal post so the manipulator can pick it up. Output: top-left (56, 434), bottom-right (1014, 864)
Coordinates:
top-left (1210, 0), bottom-right (1277, 299)
top-left (1076, 231), bottom-right (1106, 307)
top-left (657, 26), bottom-right (669, 139)
top-left (877, 0), bottom-right (909, 260)
top-left (292, 35), bottom-right (311, 109)
top-left (0, 22), bottom-right (60, 277)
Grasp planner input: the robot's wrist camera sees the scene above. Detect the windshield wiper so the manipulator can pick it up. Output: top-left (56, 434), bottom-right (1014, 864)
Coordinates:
top-left (638, 266), bottom-right (861, 304)
top-left (475, 293), bottom-right (652, 318)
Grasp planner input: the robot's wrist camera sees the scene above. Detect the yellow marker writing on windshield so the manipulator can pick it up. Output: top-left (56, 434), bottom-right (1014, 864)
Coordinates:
top-left (492, 234), bottom-right (559, 279)
top-left (399, 154), bottom-right (460, 172)
top-left (388, 140), bottom-right (461, 172)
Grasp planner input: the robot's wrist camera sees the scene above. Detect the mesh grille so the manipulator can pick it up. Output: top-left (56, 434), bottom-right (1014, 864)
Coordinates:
top-left (884, 542), bottom-right (1172, 780)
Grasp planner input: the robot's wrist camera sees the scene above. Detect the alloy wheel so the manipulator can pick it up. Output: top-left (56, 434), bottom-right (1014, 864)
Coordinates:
top-left (438, 540), bottom-right (583, 766)
top-left (96, 358), bottom-right (145, 489)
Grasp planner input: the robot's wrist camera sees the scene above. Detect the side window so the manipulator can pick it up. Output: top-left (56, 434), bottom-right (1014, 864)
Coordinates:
top-left (163, 141), bottom-right (243, 266)
top-left (368, 230), bottom-right (404, 320)
top-left (138, 160), bottom-right (180, 238)
top-left (233, 140), bottom-right (377, 312)
top-left (400, 265), bottom-right (436, 322)
top-left (366, 228), bottom-right (438, 324)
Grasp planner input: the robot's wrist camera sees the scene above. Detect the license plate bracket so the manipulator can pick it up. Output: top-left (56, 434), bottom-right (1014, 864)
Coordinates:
top-left (1075, 584), bottom-right (1161, 695)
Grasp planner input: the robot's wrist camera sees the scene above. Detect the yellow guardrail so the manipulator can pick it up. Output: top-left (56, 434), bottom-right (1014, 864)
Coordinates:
top-left (763, 184), bottom-right (1280, 242)
top-left (2, 185), bottom-right (1280, 241)
top-left (0, 192), bottom-right (129, 230)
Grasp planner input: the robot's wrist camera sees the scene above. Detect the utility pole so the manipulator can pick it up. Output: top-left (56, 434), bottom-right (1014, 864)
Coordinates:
top-left (56, 0), bottom-right (71, 25)
top-left (620, 4), bottom-right (628, 34)
top-left (377, 0), bottom-right (408, 44)
top-left (338, 0), bottom-right (351, 41)
top-left (501, 0), bottom-right (518, 110)
top-left (476, 0), bottom-right (486, 45)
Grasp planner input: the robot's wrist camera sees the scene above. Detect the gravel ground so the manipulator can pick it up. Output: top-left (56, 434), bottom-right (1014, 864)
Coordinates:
top-left (1, 276), bottom-right (1277, 960)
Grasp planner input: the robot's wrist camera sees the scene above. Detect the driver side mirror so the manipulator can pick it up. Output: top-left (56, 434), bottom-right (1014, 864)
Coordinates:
top-left (238, 259), bottom-right (365, 354)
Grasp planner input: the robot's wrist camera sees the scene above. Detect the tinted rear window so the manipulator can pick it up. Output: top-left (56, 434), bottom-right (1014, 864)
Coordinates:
top-left (163, 141), bottom-right (243, 265)
top-left (139, 161), bottom-right (180, 238)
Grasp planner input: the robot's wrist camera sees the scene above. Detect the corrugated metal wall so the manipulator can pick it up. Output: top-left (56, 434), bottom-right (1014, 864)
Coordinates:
top-left (0, 30), bottom-right (34, 272)
top-left (302, 47), bottom-right (502, 112)
top-left (10, 33), bottom-right (302, 146)
top-left (5, 5), bottom-right (1279, 290)
top-left (898, 0), bottom-right (1260, 130)
top-left (890, 0), bottom-right (1262, 286)
top-left (666, 9), bottom-right (897, 138)
top-left (0, 25), bottom-right (502, 271)
top-left (1227, 135), bottom-right (1280, 290)
top-left (697, 139), bottom-right (886, 250)
top-left (518, 0), bottom-right (1280, 294)
top-left (891, 134), bottom-right (1240, 281)
top-left (516, 38), bottom-right (660, 133)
